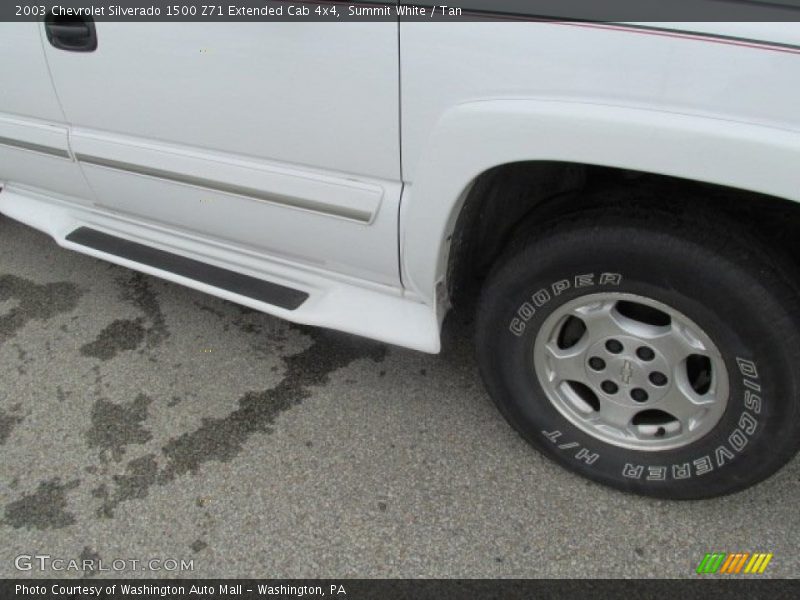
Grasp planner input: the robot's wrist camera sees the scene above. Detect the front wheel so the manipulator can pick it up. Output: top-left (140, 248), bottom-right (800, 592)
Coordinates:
top-left (476, 208), bottom-right (800, 499)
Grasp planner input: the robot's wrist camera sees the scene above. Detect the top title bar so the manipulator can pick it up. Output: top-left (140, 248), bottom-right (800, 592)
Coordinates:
top-left (6, 0), bottom-right (800, 21)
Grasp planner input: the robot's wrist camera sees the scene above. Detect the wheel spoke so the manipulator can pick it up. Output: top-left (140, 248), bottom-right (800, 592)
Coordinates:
top-left (592, 398), bottom-right (637, 432)
top-left (655, 384), bottom-right (714, 434)
top-left (543, 341), bottom-right (587, 383)
top-left (571, 299), bottom-right (628, 341)
top-left (649, 320), bottom-right (709, 365)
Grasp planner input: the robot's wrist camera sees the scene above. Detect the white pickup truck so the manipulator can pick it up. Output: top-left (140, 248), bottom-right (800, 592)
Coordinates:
top-left (2, 10), bottom-right (799, 499)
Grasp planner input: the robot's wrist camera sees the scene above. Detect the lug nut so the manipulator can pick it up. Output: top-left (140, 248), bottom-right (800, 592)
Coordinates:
top-left (588, 357), bottom-right (606, 371)
top-left (631, 388), bottom-right (649, 403)
top-left (636, 346), bottom-right (655, 361)
top-left (649, 372), bottom-right (668, 386)
top-left (605, 339), bottom-right (623, 354)
top-left (601, 380), bottom-right (619, 394)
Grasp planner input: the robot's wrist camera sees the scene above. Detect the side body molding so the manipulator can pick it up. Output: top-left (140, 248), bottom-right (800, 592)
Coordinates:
top-left (70, 130), bottom-right (384, 224)
top-left (0, 115), bottom-right (69, 159)
top-left (400, 99), bottom-right (800, 310)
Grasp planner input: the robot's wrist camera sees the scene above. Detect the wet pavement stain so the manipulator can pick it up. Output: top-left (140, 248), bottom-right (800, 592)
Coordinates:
top-left (196, 299), bottom-right (286, 338)
top-left (194, 302), bottom-right (226, 320)
top-left (11, 343), bottom-right (33, 375)
top-left (93, 454), bottom-right (159, 518)
top-left (91, 326), bottom-right (386, 517)
top-left (86, 395), bottom-right (154, 462)
top-left (3, 478), bottom-right (80, 530)
top-left (115, 272), bottom-right (169, 348)
top-left (0, 409), bottom-right (23, 445)
top-left (158, 325), bottom-right (386, 482)
top-left (80, 318), bottom-right (147, 360)
top-left (56, 386), bottom-right (70, 403)
top-left (79, 546), bottom-right (102, 578)
top-left (0, 274), bottom-right (82, 346)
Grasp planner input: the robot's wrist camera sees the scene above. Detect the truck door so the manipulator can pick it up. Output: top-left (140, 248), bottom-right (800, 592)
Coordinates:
top-left (0, 23), bottom-right (95, 206)
top-left (42, 19), bottom-right (402, 286)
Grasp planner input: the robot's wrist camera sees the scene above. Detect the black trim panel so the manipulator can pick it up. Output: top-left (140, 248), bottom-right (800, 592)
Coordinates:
top-left (65, 227), bottom-right (309, 310)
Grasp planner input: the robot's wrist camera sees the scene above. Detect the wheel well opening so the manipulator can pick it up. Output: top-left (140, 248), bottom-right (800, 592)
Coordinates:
top-left (446, 161), bottom-right (800, 312)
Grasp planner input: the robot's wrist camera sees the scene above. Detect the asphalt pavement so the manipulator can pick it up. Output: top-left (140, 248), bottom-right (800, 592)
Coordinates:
top-left (1, 214), bottom-right (798, 578)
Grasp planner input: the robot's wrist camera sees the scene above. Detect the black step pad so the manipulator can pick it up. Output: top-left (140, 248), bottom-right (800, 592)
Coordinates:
top-left (66, 227), bottom-right (308, 310)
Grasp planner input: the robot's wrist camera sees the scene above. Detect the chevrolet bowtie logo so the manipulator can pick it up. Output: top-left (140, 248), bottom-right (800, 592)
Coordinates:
top-left (620, 360), bottom-right (634, 385)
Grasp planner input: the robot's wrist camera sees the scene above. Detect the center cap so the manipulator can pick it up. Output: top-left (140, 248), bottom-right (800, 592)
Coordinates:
top-left (583, 335), bottom-right (672, 404)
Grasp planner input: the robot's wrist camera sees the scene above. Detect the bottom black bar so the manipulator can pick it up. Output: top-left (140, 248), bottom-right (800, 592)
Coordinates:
top-left (1, 579), bottom-right (797, 600)
top-left (65, 227), bottom-right (309, 310)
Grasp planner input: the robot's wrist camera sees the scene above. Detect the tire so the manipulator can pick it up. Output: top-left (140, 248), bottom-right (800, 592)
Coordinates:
top-left (476, 205), bottom-right (800, 499)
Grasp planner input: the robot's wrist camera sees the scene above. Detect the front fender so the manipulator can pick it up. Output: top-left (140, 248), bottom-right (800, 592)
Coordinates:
top-left (400, 98), bottom-right (800, 308)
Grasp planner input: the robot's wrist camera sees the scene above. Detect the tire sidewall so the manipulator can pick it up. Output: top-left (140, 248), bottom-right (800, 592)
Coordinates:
top-left (478, 220), bottom-right (800, 499)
